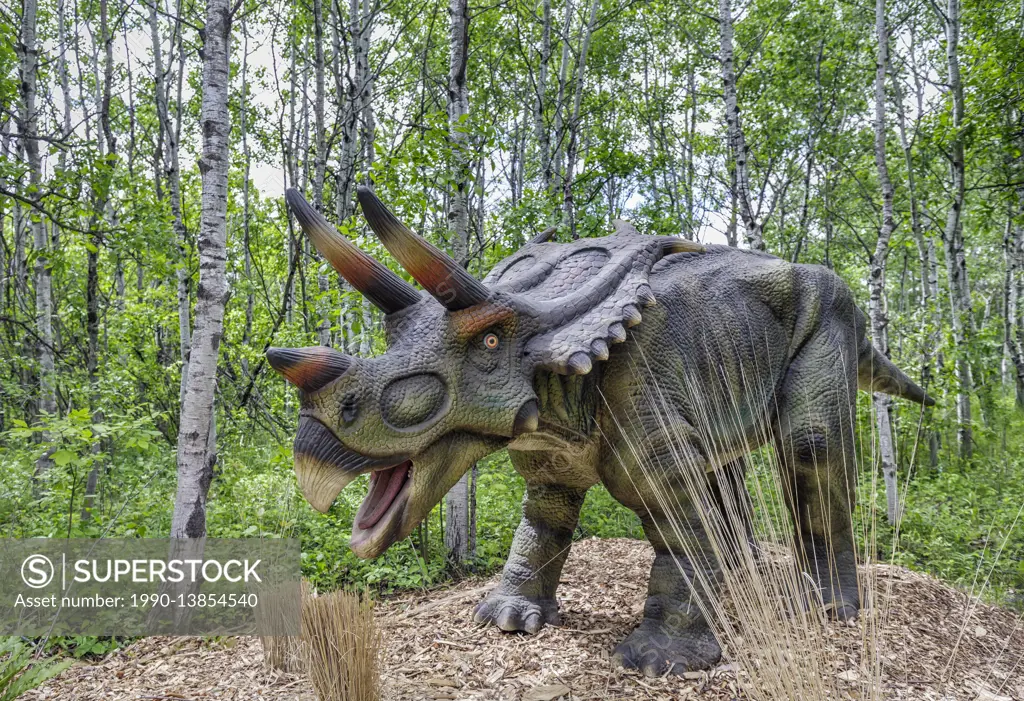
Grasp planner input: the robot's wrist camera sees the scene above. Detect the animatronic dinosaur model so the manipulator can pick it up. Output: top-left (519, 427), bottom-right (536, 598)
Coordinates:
top-left (268, 187), bottom-right (933, 675)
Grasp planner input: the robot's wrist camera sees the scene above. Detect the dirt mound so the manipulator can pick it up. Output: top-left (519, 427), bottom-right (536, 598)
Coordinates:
top-left (24, 538), bottom-right (1024, 700)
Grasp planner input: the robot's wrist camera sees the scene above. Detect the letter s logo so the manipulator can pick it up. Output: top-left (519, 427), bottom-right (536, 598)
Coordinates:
top-left (21, 554), bottom-right (54, 589)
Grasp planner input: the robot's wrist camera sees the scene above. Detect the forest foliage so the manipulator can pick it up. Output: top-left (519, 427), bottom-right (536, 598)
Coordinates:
top-left (2, 0), bottom-right (1023, 609)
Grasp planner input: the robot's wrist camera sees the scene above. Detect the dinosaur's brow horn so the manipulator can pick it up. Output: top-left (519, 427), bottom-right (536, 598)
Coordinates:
top-left (357, 186), bottom-right (491, 312)
top-left (285, 188), bottom-right (421, 314)
top-left (530, 226), bottom-right (558, 244)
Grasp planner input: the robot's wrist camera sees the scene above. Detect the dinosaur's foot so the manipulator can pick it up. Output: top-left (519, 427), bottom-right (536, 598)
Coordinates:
top-left (473, 590), bottom-right (559, 634)
top-left (812, 586), bottom-right (860, 622)
top-left (612, 619), bottom-right (722, 676)
top-left (800, 565), bottom-right (861, 621)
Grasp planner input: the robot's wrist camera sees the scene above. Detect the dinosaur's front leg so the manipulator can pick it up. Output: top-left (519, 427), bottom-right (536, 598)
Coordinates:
top-left (612, 514), bottom-right (723, 676)
top-left (474, 482), bottom-right (586, 633)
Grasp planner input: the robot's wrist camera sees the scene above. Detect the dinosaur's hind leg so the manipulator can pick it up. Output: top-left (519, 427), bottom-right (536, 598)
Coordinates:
top-left (612, 508), bottom-right (724, 676)
top-left (601, 431), bottom-right (724, 676)
top-left (772, 331), bottom-right (861, 620)
top-left (709, 457), bottom-right (758, 567)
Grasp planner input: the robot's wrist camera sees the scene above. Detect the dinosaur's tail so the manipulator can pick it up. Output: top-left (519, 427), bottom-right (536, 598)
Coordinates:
top-left (857, 345), bottom-right (936, 406)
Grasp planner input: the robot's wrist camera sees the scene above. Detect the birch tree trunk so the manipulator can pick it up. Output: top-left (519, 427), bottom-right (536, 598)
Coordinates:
top-left (1011, 179), bottom-right (1024, 409)
top-left (1005, 210), bottom-right (1019, 390)
top-left (18, 0), bottom-right (56, 476)
top-left (535, 0), bottom-right (552, 193)
top-left (83, 0), bottom-right (117, 520)
top-left (312, 0), bottom-right (327, 204)
top-left (240, 18), bottom-right (254, 350)
top-left (359, 0), bottom-right (374, 166)
top-left (870, 0), bottom-right (899, 523)
top-left (170, 0), bottom-right (232, 539)
top-left (172, 7), bottom-right (192, 405)
top-left (684, 59), bottom-right (697, 238)
top-left (335, 0), bottom-right (359, 223)
top-left (550, 0), bottom-right (574, 199)
top-left (333, 0), bottom-right (372, 350)
top-left (937, 0), bottom-right (974, 458)
top-left (149, 1), bottom-right (192, 406)
top-left (445, 0), bottom-right (474, 567)
top-left (313, 0), bottom-right (332, 347)
top-left (562, 0), bottom-right (600, 240)
top-left (57, 0), bottom-right (72, 170)
top-left (890, 45), bottom-right (941, 465)
top-left (358, 3), bottom-right (377, 357)
top-left (718, 0), bottom-right (762, 251)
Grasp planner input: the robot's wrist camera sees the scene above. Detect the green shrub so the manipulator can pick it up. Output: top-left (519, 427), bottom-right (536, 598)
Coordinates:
top-left (0, 638), bottom-right (72, 700)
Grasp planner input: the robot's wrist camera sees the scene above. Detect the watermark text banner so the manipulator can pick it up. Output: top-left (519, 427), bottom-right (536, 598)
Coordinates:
top-left (0, 539), bottom-right (300, 636)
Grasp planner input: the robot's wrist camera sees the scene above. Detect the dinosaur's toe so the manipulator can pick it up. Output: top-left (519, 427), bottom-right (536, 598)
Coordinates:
top-left (473, 590), bottom-right (558, 634)
top-left (612, 619), bottom-right (722, 677)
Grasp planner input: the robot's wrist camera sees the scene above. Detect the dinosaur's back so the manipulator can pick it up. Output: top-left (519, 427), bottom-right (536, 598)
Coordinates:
top-left (604, 244), bottom-right (837, 461)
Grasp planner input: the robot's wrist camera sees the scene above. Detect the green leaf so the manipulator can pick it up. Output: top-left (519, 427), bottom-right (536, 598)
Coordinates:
top-left (51, 449), bottom-right (77, 467)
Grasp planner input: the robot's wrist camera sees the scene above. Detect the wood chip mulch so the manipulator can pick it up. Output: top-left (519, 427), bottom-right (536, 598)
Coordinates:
top-left (23, 537), bottom-right (1024, 700)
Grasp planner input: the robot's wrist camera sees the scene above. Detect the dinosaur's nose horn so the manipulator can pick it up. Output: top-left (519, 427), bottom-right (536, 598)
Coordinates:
top-left (266, 346), bottom-right (354, 393)
top-left (513, 400), bottom-right (539, 436)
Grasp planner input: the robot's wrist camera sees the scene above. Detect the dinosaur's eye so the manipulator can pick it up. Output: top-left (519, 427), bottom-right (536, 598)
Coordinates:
top-left (483, 333), bottom-right (500, 350)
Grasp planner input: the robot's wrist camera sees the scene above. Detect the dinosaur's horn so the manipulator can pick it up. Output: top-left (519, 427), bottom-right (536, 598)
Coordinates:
top-left (286, 189), bottom-right (421, 314)
top-left (266, 346), bottom-right (353, 393)
top-left (357, 186), bottom-right (490, 311)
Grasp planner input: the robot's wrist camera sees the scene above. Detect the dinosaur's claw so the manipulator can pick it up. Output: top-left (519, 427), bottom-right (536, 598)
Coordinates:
top-left (473, 590), bottom-right (559, 634)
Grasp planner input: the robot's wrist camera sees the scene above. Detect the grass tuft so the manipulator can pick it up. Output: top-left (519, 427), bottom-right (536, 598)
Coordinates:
top-left (300, 585), bottom-right (381, 701)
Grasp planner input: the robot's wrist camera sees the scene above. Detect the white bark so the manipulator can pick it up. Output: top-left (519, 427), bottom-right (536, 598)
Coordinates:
top-left (1010, 179), bottom-right (1024, 409)
top-left (360, 298), bottom-right (373, 357)
top-left (57, 0), bottom-right (72, 162)
top-left (937, 0), bottom-right (973, 458)
top-left (171, 0), bottom-right (232, 539)
top-left (331, 0), bottom-right (366, 348)
top-left (359, 0), bottom-right (374, 165)
top-left (562, 0), bottom-right (600, 240)
top-left (550, 0), bottom-right (574, 197)
top-left (241, 18), bottom-right (254, 348)
top-left (313, 0), bottom-right (332, 347)
top-left (891, 47), bottom-right (937, 370)
top-left (335, 0), bottom-right (370, 222)
top-left (448, 0), bottom-right (471, 264)
top-left (1005, 213), bottom-right (1018, 386)
top-left (718, 0), bottom-right (762, 251)
top-left (535, 0), bottom-right (552, 192)
top-left (18, 0), bottom-right (56, 477)
top-left (149, 2), bottom-right (191, 405)
top-left (313, 0), bottom-right (327, 204)
top-left (685, 60), bottom-right (697, 237)
top-left (870, 0), bottom-right (899, 522)
top-left (445, 0), bottom-right (474, 565)
top-left (83, 0), bottom-right (118, 520)
top-left (890, 44), bottom-right (941, 466)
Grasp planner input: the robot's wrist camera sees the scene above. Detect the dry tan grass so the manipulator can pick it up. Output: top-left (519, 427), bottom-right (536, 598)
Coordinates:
top-left (597, 375), bottom-right (854, 697)
top-left (301, 586), bottom-right (382, 701)
top-left (257, 580), bottom-right (308, 673)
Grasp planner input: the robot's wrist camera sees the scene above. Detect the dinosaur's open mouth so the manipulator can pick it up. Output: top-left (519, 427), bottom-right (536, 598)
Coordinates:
top-left (355, 460), bottom-right (412, 530)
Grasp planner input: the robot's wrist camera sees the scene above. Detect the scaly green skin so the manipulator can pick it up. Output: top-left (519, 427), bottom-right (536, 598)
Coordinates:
top-left (272, 199), bottom-right (933, 677)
